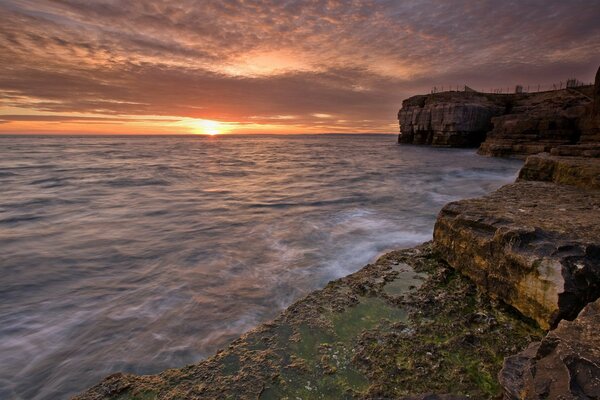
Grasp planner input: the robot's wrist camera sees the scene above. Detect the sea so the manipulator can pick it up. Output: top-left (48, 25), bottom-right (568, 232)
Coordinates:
top-left (0, 134), bottom-right (523, 399)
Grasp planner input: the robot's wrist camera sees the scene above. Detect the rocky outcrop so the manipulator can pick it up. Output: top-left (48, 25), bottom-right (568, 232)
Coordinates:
top-left (499, 298), bottom-right (600, 399)
top-left (398, 92), bottom-right (505, 147)
top-left (550, 143), bottom-right (600, 158)
top-left (398, 66), bottom-right (599, 158)
top-left (477, 88), bottom-right (593, 158)
top-left (578, 66), bottom-right (600, 144)
top-left (517, 153), bottom-right (600, 190)
top-left (433, 181), bottom-right (600, 330)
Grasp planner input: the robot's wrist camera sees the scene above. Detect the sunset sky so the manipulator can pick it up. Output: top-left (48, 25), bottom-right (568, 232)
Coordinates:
top-left (1, 0), bottom-right (599, 135)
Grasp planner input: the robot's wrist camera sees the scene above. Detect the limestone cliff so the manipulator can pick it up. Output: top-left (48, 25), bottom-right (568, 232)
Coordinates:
top-left (398, 67), bottom-right (599, 158)
top-left (478, 88), bottom-right (593, 157)
top-left (397, 92), bottom-right (505, 147)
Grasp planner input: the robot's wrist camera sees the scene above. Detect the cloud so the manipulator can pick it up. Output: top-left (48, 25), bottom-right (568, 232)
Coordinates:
top-left (0, 114), bottom-right (179, 122)
top-left (1, 0), bottom-right (599, 133)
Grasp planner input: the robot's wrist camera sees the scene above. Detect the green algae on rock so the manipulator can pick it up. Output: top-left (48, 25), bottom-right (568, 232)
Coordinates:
top-left (76, 244), bottom-right (541, 400)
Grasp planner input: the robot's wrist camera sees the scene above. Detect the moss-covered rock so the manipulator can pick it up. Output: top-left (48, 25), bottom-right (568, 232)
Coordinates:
top-left (76, 244), bottom-right (541, 400)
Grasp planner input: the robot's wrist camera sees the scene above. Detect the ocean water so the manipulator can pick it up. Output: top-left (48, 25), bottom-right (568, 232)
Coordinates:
top-left (0, 134), bottom-right (522, 399)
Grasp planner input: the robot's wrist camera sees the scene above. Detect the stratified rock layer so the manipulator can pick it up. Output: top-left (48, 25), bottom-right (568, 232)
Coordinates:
top-left (518, 153), bottom-right (600, 190)
top-left (478, 88), bottom-right (593, 158)
top-left (499, 298), bottom-right (600, 399)
top-left (398, 67), bottom-right (599, 158)
top-left (398, 92), bottom-right (504, 147)
top-left (433, 181), bottom-right (600, 330)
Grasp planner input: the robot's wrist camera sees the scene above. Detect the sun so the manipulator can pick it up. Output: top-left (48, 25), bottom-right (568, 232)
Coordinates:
top-left (190, 119), bottom-right (227, 135)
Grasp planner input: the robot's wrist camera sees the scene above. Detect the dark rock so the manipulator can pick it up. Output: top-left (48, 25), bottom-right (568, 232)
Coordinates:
top-left (398, 67), bottom-right (599, 158)
top-left (499, 298), bottom-right (600, 399)
top-left (398, 92), bottom-right (504, 147)
top-left (433, 181), bottom-right (600, 329)
top-left (477, 88), bottom-right (593, 158)
top-left (578, 66), bottom-right (600, 144)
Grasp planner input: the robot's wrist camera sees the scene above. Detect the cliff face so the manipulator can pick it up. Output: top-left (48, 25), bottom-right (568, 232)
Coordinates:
top-left (478, 88), bottom-right (593, 157)
top-left (433, 149), bottom-right (600, 397)
top-left (398, 67), bottom-right (599, 158)
top-left (578, 66), bottom-right (600, 144)
top-left (397, 93), bottom-right (504, 147)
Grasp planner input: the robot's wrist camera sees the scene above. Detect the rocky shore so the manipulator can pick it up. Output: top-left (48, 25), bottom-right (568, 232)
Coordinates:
top-left (76, 245), bottom-right (544, 400)
top-left (77, 69), bottom-right (600, 399)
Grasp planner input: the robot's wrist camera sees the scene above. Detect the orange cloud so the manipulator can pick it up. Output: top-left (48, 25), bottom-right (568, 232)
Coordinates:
top-left (1, 0), bottom-right (599, 134)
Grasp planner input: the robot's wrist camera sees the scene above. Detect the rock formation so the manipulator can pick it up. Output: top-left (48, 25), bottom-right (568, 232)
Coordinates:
top-left (78, 68), bottom-right (600, 399)
top-left (578, 66), bottom-right (600, 144)
top-left (397, 92), bottom-right (504, 147)
top-left (433, 181), bottom-right (600, 330)
top-left (518, 153), bottom-right (600, 190)
top-left (499, 298), bottom-right (600, 399)
top-left (398, 67), bottom-right (599, 158)
top-left (478, 88), bottom-right (593, 157)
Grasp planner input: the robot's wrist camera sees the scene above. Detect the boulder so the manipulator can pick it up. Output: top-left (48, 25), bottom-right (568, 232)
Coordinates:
top-left (433, 181), bottom-right (600, 330)
top-left (499, 298), bottom-right (600, 399)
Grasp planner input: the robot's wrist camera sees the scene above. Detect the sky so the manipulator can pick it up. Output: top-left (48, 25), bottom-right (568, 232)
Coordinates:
top-left (0, 0), bottom-right (599, 135)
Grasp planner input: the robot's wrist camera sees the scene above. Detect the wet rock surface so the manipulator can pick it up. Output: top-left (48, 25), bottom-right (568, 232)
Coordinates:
top-left (433, 181), bottom-right (600, 330)
top-left (76, 244), bottom-right (541, 399)
top-left (499, 298), bottom-right (600, 400)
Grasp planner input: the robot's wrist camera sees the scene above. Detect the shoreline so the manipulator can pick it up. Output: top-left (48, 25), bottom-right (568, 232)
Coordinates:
top-left (76, 152), bottom-right (600, 399)
top-left (76, 244), bottom-right (544, 400)
top-left (76, 67), bottom-right (600, 399)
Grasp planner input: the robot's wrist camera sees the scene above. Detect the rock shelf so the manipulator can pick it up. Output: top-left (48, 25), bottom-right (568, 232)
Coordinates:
top-left (76, 245), bottom-right (542, 399)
